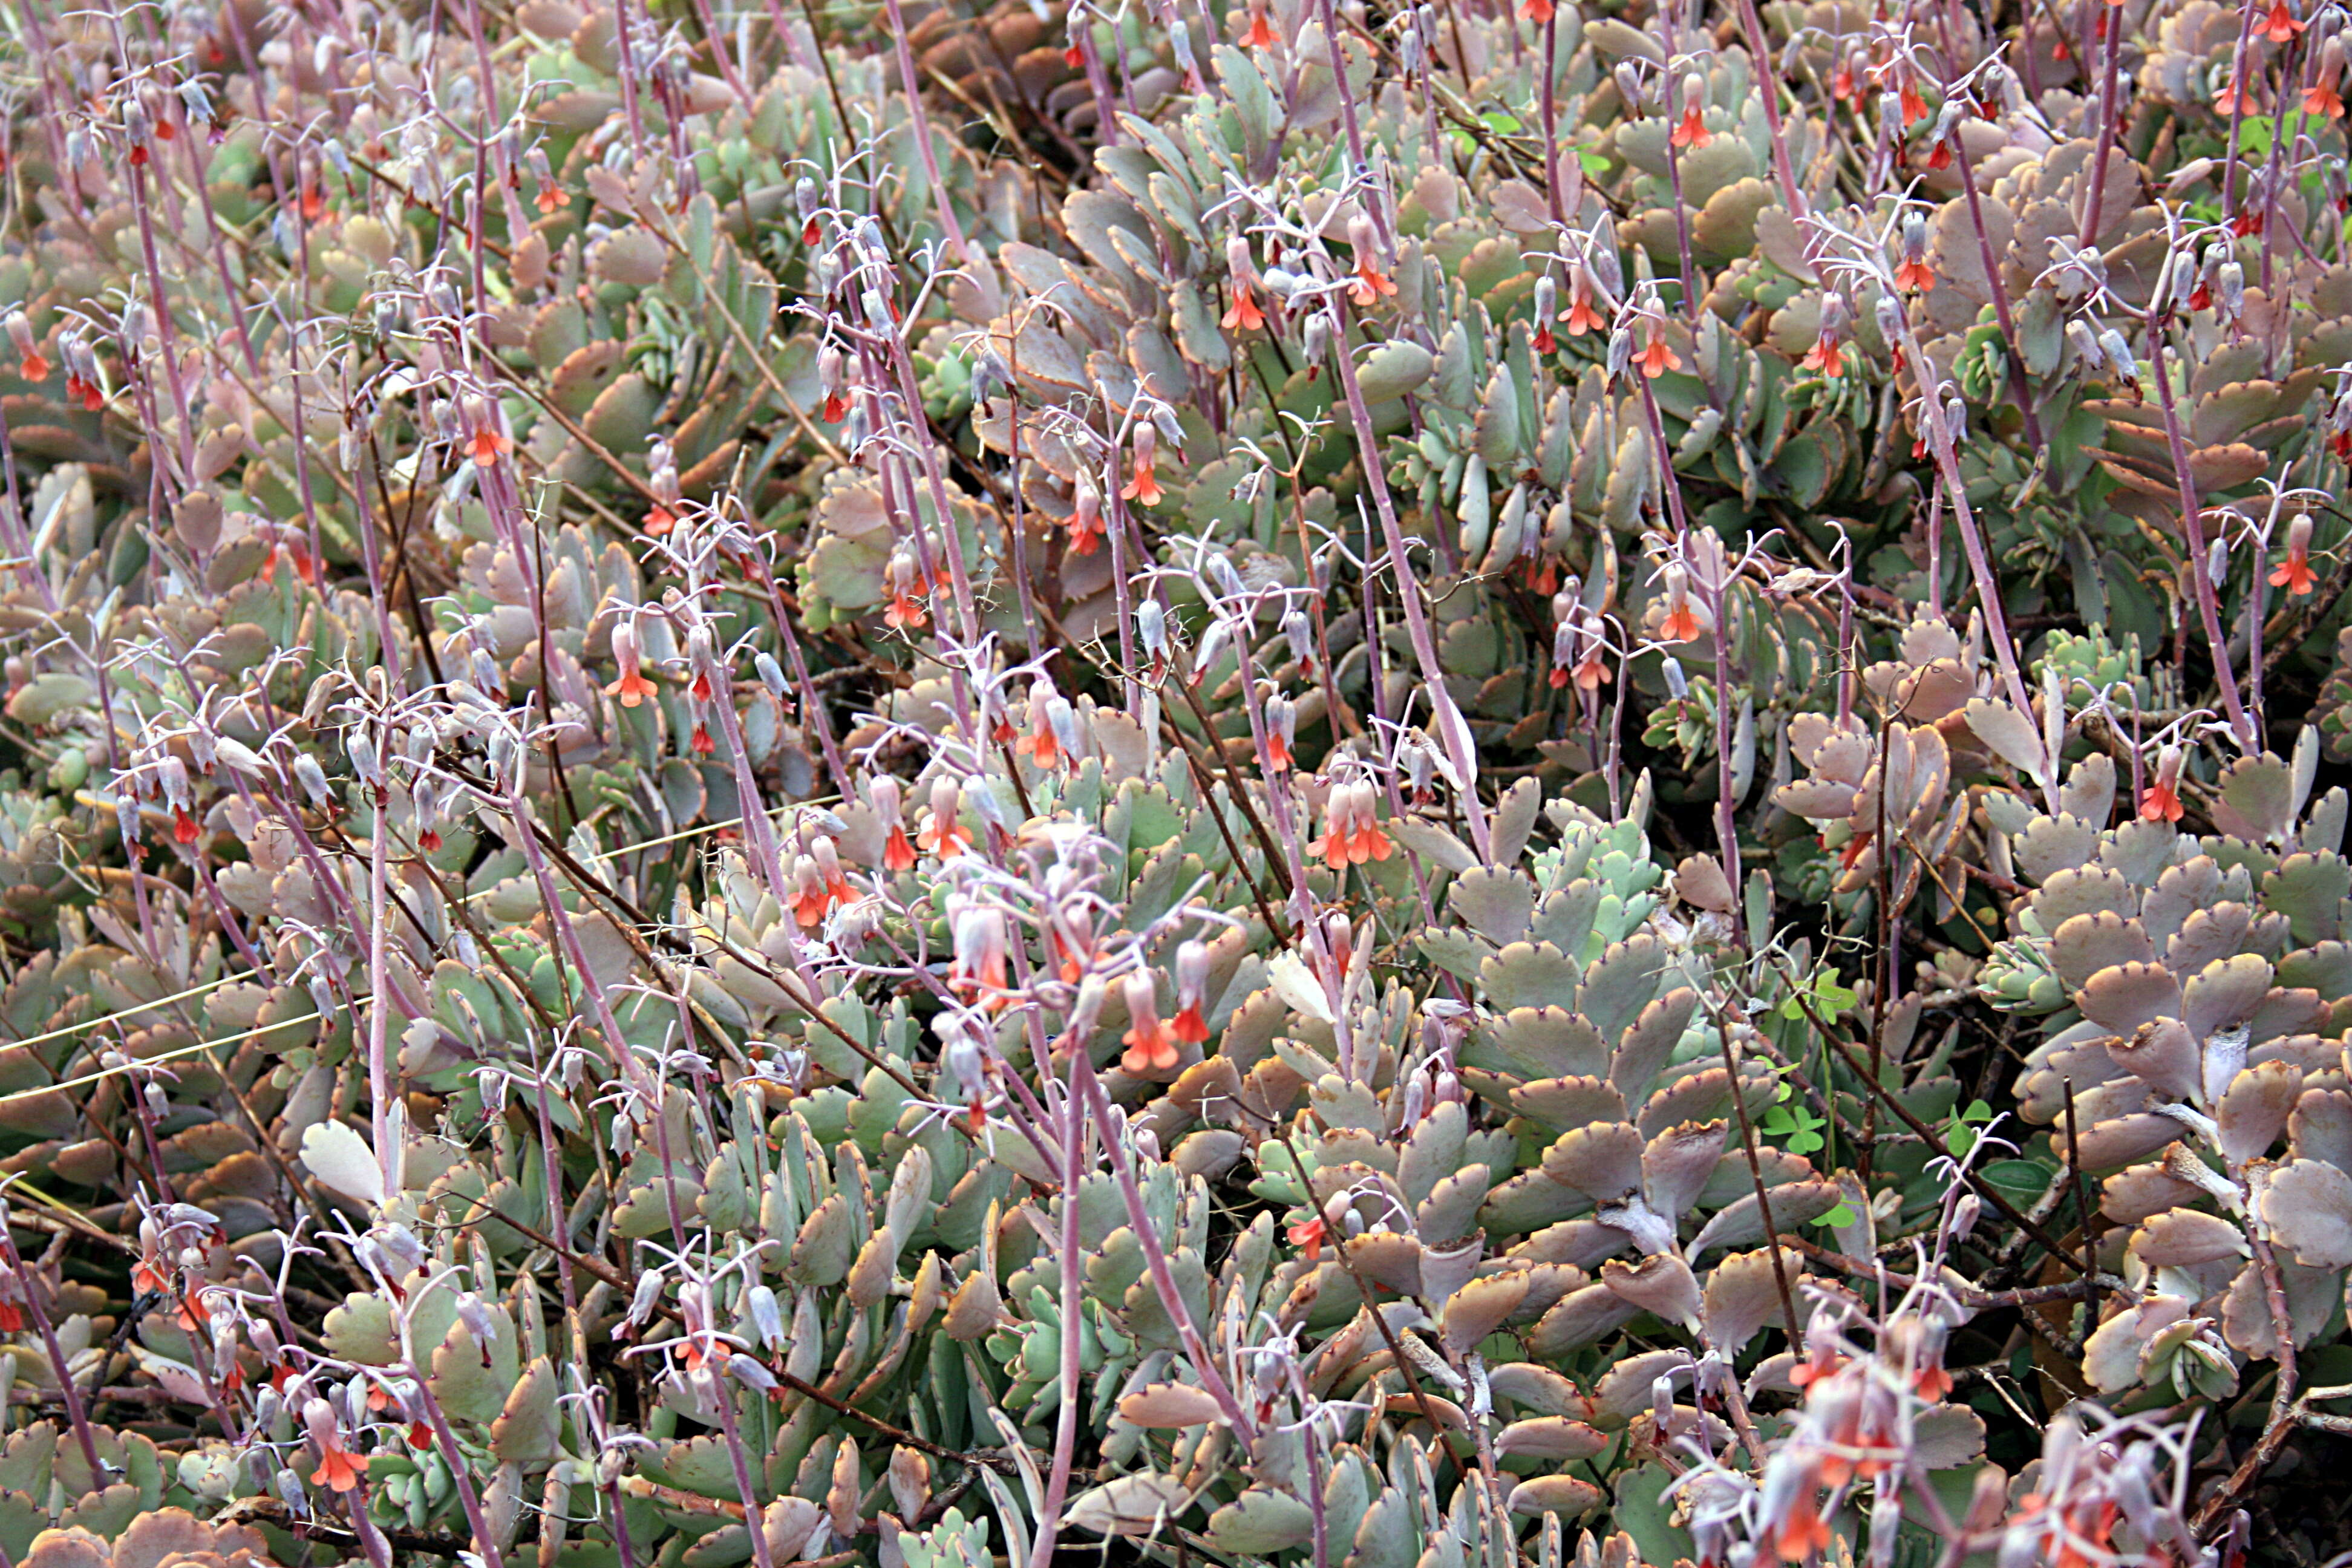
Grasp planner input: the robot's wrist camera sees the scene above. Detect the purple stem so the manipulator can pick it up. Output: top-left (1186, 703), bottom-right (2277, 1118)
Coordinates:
top-left (1324, 315), bottom-right (1493, 860)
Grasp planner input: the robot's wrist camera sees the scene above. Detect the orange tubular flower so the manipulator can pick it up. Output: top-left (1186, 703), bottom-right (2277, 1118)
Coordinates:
top-left (1895, 256), bottom-right (1937, 293)
top-left (2261, 0), bottom-right (2305, 42)
top-left (1772, 1485), bottom-right (1834, 1562)
top-left (2141, 742), bottom-right (2187, 823)
top-left (873, 777), bottom-right (917, 872)
top-left (469, 423), bottom-right (512, 469)
top-left (1222, 281), bottom-right (1265, 332)
top-left (818, 344), bottom-right (849, 424)
top-left (1049, 907), bottom-right (1097, 984)
top-left (1347, 212), bottom-right (1396, 308)
top-left (1563, 272), bottom-right (1607, 336)
top-left (305, 1400), bottom-right (366, 1494)
top-left (312, 1442), bottom-right (365, 1493)
top-left (1899, 79), bottom-right (1929, 128)
top-left (1243, 1), bottom-right (1278, 47)
top-left (1659, 563), bottom-right (1707, 643)
top-left (1309, 782), bottom-right (1393, 871)
top-left (916, 776), bottom-right (973, 859)
top-left (950, 904), bottom-right (1010, 1010)
top-left (1802, 290), bottom-right (1851, 376)
top-left (1349, 258), bottom-right (1398, 307)
top-left (1670, 75), bottom-right (1710, 148)
top-left (1523, 0), bottom-right (1554, 18)
top-left (1221, 235), bottom-right (1266, 331)
top-left (1119, 971), bottom-right (1179, 1074)
top-left (814, 835), bottom-right (854, 904)
top-left (1636, 329), bottom-right (1682, 378)
top-left (1265, 693), bottom-right (1298, 772)
top-left (1069, 475), bottom-right (1106, 555)
top-left (1169, 938), bottom-right (1211, 1045)
top-left (1286, 1214), bottom-right (1327, 1261)
top-left (2309, 38), bottom-right (2347, 116)
top-left (605, 620), bottom-right (658, 708)
top-left (883, 549), bottom-right (929, 630)
top-left (1119, 423), bottom-right (1163, 507)
top-left (786, 855), bottom-right (832, 929)
top-left (1013, 679), bottom-right (1068, 769)
top-left (10, 312), bottom-right (50, 382)
top-left (2270, 515), bottom-right (2319, 596)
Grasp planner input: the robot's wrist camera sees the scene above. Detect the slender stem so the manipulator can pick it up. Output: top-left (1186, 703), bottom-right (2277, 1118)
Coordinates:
top-left (1324, 316), bottom-right (1492, 860)
top-left (880, 0), bottom-right (975, 264)
top-left (0, 1216), bottom-right (102, 1476)
top-left (2147, 327), bottom-right (2257, 744)
top-left (1027, 1077), bottom-right (1088, 1568)
top-left (1071, 1056), bottom-right (1259, 1440)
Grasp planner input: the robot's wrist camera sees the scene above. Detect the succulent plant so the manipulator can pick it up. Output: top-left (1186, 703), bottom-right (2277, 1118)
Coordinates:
top-left (5, 0), bottom-right (2352, 1559)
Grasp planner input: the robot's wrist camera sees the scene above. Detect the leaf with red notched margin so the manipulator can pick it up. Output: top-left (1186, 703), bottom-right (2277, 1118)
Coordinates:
top-left (2077, 961), bottom-right (2183, 1036)
top-left (2216, 1059), bottom-right (2302, 1164)
top-left (2127, 1207), bottom-right (2249, 1268)
top-left (2181, 953), bottom-right (2273, 1040)
top-left (1600, 1253), bottom-right (1704, 1329)
top-left (2261, 1159), bottom-right (2352, 1269)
